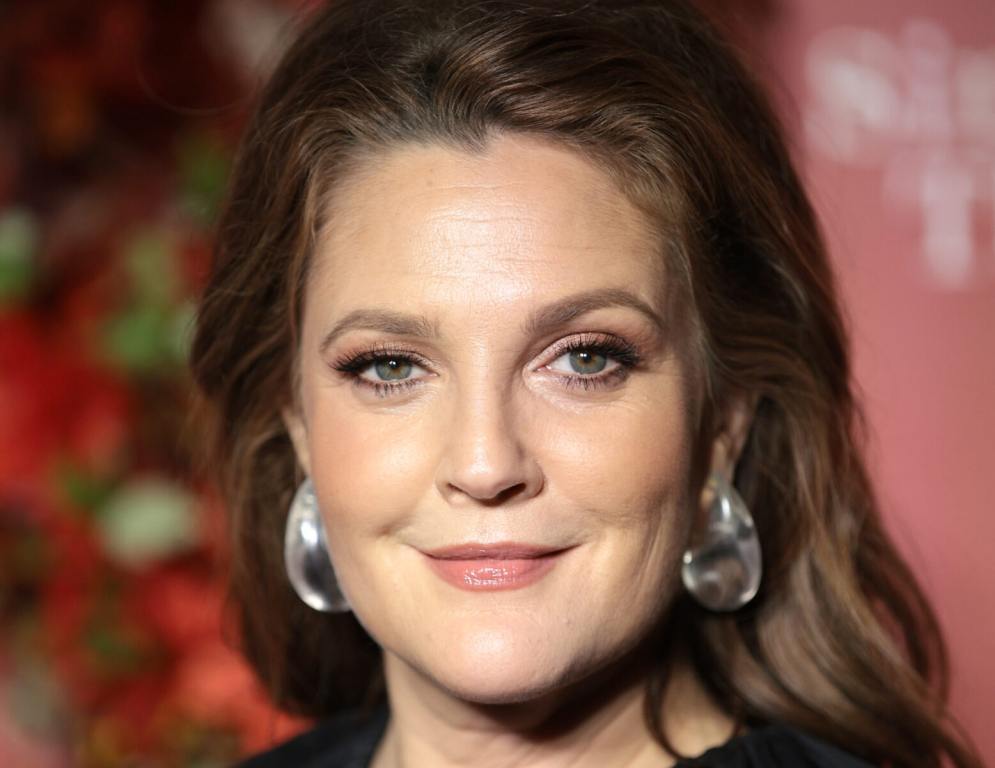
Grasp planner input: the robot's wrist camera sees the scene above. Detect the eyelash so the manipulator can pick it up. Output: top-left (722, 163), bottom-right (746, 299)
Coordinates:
top-left (329, 334), bottom-right (641, 399)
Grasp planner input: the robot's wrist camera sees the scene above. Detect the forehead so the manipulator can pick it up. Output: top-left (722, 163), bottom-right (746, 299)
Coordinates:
top-left (310, 133), bottom-right (667, 315)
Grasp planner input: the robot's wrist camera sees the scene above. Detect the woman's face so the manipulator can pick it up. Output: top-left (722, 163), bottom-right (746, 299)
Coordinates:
top-left (287, 133), bottom-right (709, 704)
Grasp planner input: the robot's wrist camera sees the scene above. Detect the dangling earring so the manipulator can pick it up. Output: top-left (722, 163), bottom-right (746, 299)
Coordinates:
top-left (681, 472), bottom-right (762, 612)
top-left (284, 477), bottom-right (351, 613)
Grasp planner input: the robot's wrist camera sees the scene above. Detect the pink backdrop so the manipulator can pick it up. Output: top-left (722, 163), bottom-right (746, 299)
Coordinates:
top-left (748, 0), bottom-right (994, 760)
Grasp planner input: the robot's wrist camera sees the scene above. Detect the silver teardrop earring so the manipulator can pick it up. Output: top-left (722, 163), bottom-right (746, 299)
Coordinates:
top-left (284, 477), bottom-right (351, 613)
top-left (682, 472), bottom-right (762, 612)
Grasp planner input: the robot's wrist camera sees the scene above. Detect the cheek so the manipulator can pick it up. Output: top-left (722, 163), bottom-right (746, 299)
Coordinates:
top-left (306, 403), bottom-right (431, 532)
top-left (540, 387), bottom-right (695, 525)
top-left (520, 408), bottom-right (693, 680)
top-left (302, 399), bottom-right (432, 621)
top-left (538, 383), bottom-right (696, 621)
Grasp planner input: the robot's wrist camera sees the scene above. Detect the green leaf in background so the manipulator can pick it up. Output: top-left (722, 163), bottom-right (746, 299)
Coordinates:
top-left (101, 230), bottom-right (195, 371)
top-left (0, 207), bottom-right (38, 303)
top-left (84, 622), bottom-right (151, 677)
top-left (58, 462), bottom-right (119, 515)
top-left (177, 133), bottom-right (230, 225)
top-left (102, 303), bottom-right (172, 371)
top-left (124, 229), bottom-right (178, 308)
top-left (167, 717), bottom-right (240, 768)
top-left (96, 478), bottom-right (199, 568)
top-left (101, 302), bottom-right (194, 373)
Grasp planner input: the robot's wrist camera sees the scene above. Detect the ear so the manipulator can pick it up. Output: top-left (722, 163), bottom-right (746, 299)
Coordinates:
top-left (706, 390), bottom-right (758, 482)
top-left (281, 405), bottom-right (312, 477)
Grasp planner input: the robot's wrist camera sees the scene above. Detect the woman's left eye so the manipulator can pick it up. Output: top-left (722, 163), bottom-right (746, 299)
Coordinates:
top-left (547, 348), bottom-right (613, 375)
top-left (541, 338), bottom-right (640, 390)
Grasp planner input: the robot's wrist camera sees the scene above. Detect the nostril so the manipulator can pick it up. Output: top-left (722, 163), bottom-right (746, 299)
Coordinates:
top-left (437, 403), bottom-right (544, 505)
top-left (442, 458), bottom-right (544, 507)
top-left (457, 481), bottom-right (529, 507)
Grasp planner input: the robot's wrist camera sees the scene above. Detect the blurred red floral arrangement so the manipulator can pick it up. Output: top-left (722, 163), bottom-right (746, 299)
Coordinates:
top-left (0, 1), bottom-right (312, 764)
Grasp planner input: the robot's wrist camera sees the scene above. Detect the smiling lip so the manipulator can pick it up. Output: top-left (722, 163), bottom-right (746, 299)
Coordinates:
top-left (421, 543), bottom-right (570, 591)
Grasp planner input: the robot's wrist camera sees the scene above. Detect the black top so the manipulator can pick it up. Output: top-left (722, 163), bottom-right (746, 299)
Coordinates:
top-left (237, 706), bottom-right (874, 767)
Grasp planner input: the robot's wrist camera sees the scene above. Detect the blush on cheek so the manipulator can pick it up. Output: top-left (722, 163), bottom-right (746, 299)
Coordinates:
top-left (541, 399), bottom-right (692, 524)
top-left (308, 404), bottom-right (429, 519)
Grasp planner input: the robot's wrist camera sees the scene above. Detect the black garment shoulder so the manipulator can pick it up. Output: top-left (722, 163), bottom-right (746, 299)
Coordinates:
top-left (236, 706), bottom-right (389, 768)
top-left (235, 707), bottom-right (873, 767)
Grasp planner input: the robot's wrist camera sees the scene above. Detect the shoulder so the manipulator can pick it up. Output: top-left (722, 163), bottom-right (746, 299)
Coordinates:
top-left (235, 711), bottom-right (872, 768)
top-left (679, 723), bottom-right (875, 768)
top-left (235, 706), bottom-right (388, 768)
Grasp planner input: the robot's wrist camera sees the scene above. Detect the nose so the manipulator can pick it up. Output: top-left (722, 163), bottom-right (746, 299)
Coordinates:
top-left (435, 383), bottom-right (544, 506)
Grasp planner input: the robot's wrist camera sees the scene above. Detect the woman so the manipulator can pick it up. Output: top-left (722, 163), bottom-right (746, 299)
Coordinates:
top-left (189, 1), bottom-right (982, 766)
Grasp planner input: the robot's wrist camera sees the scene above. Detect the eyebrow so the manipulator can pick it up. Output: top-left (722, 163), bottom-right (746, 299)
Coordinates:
top-left (318, 287), bottom-right (664, 353)
top-left (523, 287), bottom-right (664, 338)
top-left (319, 309), bottom-right (439, 353)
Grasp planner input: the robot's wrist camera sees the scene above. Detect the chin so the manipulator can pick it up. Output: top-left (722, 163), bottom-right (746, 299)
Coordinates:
top-left (433, 666), bottom-right (573, 707)
top-left (413, 624), bottom-right (593, 706)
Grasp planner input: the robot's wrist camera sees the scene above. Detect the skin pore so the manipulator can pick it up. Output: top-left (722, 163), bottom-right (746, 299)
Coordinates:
top-left (283, 133), bottom-right (750, 768)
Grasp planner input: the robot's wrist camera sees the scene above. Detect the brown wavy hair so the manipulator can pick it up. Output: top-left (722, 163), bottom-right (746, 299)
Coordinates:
top-left (189, 1), bottom-right (982, 765)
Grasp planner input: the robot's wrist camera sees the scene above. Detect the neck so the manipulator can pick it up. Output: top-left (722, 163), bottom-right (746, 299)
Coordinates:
top-left (370, 639), bottom-right (736, 768)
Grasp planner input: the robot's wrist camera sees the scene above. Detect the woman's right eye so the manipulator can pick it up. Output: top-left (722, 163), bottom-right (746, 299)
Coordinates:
top-left (330, 348), bottom-right (434, 398)
top-left (356, 356), bottom-right (429, 383)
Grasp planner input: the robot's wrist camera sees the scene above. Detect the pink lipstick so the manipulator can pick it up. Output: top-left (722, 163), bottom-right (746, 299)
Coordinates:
top-left (421, 543), bottom-right (569, 591)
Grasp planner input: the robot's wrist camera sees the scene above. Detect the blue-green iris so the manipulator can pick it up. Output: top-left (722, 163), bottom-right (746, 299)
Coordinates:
top-left (569, 350), bottom-right (607, 374)
top-left (375, 358), bottom-right (413, 380)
